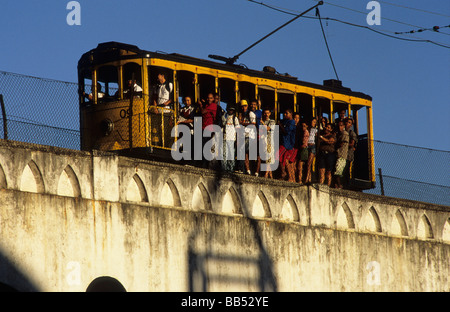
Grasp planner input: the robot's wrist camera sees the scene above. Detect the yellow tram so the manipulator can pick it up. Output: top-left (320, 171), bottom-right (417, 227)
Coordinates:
top-left (78, 42), bottom-right (375, 189)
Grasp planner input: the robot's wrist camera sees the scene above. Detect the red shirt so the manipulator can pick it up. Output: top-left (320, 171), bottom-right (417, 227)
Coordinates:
top-left (202, 103), bottom-right (217, 130)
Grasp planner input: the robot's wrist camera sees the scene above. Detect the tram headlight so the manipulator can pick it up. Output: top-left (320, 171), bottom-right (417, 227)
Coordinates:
top-left (100, 118), bottom-right (114, 136)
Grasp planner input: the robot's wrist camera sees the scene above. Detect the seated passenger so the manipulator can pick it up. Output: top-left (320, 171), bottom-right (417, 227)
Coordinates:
top-left (124, 80), bottom-right (143, 98)
top-left (83, 83), bottom-right (104, 103)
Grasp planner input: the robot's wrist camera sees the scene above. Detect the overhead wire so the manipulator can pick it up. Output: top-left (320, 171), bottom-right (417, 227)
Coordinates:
top-left (246, 0), bottom-right (450, 49)
top-left (377, 0), bottom-right (450, 18)
top-left (316, 0), bottom-right (450, 36)
top-left (316, 7), bottom-right (339, 80)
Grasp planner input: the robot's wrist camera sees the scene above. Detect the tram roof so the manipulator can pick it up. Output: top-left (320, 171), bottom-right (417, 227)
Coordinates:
top-left (78, 41), bottom-right (372, 101)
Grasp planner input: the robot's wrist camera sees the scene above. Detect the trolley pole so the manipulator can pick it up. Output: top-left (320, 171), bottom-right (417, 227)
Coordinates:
top-left (0, 94), bottom-right (8, 140)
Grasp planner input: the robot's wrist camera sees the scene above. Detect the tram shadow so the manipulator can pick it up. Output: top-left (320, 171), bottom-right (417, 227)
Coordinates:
top-left (187, 166), bottom-right (278, 292)
top-left (0, 248), bottom-right (39, 292)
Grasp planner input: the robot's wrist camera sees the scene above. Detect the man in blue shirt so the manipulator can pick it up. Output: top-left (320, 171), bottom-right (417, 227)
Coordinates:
top-left (277, 109), bottom-right (297, 182)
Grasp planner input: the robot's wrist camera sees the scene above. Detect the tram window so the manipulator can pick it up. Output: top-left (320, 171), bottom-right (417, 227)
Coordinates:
top-left (149, 65), bottom-right (174, 107)
top-left (278, 90), bottom-right (294, 120)
top-left (257, 86), bottom-right (275, 118)
top-left (333, 102), bottom-right (349, 124)
top-left (297, 93), bottom-right (313, 122)
top-left (219, 78), bottom-right (236, 110)
top-left (198, 74), bottom-right (215, 102)
top-left (354, 105), bottom-right (368, 135)
top-left (82, 77), bottom-right (92, 104)
top-left (97, 65), bottom-right (119, 100)
top-left (176, 70), bottom-right (195, 108)
top-left (239, 81), bottom-right (255, 104)
top-left (351, 107), bottom-right (360, 135)
top-left (123, 62), bottom-right (142, 98)
top-left (316, 97), bottom-right (332, 125)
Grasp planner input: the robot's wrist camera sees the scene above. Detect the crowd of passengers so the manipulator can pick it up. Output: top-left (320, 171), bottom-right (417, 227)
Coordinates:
top-left (176, 91), bottom-right (358, 190)
top-left (85, 73), bottom-right (358, 189)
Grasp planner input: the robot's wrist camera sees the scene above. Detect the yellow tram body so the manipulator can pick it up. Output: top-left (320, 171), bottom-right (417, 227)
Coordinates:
top-left (78, 42), bottom-right (375, 189)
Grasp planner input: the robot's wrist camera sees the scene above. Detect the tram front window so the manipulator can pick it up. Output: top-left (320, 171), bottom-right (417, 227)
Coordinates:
top-left (97, 65), bottom-right (119, 102)
top-left (123, 62), bottom-right (142, 99)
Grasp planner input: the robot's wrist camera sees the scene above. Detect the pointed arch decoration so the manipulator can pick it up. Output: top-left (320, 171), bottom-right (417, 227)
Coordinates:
top-left (417, 214), bottom-right (434, 239)
top-left (251, 191), bottom-right (271, 218)
top-left (368, 206), bottom-right (382, 233)
top-left (20, 160), bottom-right (45, 193)
top-left (336, 202), bottom-right (355, 229)
top-left (191, 182), bottom-right (212, 211)
top-left (126, 173), bottom-right (148, 203)
top-left (58, 165), bottom-right (81, 197)
top-left (0, 162), bottom-right (6, 189)
top-left (442, 218), bottom-right (450, 243)
top-left (391, 209), bottom-right (408, 236)
top-left (280, 194), bottom-right (299, 222)
top-left (160, 178), bottom-right (181, 207)
top-left (221, 187), bottom-right (242, 215)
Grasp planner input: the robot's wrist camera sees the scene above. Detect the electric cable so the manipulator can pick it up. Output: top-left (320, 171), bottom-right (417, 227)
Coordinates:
top-left (246, 0), bottom-right (450, 49)
top-left (377, 0), bottom-right (450, 18)
top-left (316, 7), bottom-right (339, 80)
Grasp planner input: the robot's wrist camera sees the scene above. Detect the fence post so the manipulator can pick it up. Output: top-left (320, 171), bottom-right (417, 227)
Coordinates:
top-left (378, 168), bottom-right (384, 196)
top-left (0, 94), bottom-right (8, 140)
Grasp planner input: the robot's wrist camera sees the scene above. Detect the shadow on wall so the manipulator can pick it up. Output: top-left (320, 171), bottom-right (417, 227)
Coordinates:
top-left (188, 168), bottom-right (278, 292)
top-left (0, 250), bottom-right (40, 292)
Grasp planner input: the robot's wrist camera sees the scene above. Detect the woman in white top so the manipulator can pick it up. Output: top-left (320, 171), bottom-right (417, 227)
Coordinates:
top-left (305, 118), bottom-right (318, 184)
top-left (221, 105), bottom-right (240, 172)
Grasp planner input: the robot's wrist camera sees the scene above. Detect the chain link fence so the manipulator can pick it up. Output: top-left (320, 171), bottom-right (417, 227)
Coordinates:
top-left (365, 140), bottom-right (450, 206)
top-left (0, 70), bottom-right (448, 206)
top-left (0, 70), bottom-right (80, 149)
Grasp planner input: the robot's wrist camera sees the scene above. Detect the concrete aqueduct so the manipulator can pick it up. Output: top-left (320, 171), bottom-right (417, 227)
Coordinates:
top-left (0, 140), bottom-right (448, 291)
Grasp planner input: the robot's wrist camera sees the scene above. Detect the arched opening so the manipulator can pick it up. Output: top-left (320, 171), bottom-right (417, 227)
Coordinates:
top-left (86, 276), bottom-right (126, 292)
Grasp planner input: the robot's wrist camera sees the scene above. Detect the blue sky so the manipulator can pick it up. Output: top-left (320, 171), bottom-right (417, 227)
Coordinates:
top-left (0, 0), bottom-right (449, 151)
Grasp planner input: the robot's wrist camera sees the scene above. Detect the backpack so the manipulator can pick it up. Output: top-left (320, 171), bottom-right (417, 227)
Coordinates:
top-left (215, 104), bottom-right (225, 126)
